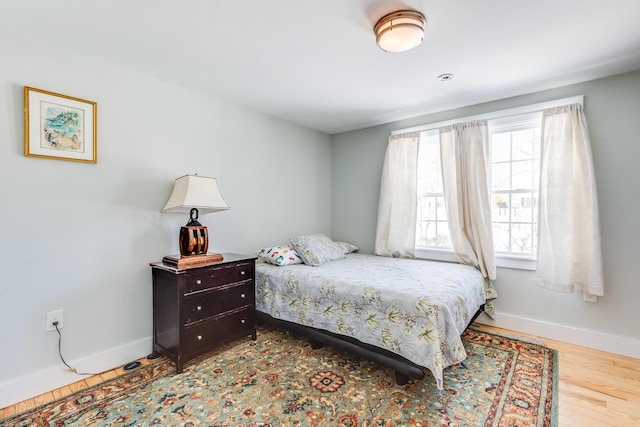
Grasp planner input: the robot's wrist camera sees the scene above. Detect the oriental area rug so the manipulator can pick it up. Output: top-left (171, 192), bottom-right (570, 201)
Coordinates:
top-left (3, 326), bottom-right (557, 427)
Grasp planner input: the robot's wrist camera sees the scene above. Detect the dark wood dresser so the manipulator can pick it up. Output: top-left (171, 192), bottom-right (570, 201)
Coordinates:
top-left (150, 253), bottom-right (257, 373)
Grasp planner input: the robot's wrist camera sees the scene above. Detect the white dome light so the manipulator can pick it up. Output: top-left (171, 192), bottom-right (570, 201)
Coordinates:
top-left (374, 10), bottom-right (426, 53)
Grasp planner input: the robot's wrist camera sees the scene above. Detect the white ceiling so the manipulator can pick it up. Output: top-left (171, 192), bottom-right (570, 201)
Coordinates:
top-left (1, 0), bottom-right (640, 134)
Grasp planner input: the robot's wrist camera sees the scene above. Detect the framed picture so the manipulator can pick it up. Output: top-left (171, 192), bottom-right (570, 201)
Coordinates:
top-left (24, 86), bottom-right (97, 163)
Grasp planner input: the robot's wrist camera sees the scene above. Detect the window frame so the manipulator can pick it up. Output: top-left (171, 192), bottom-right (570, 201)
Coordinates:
top-left (488, 112), bottom-right (541, 269)
top-left (401, 96), bottom-right (583, 271)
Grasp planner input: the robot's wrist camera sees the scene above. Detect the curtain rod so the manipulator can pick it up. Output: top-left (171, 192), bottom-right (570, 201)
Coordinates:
top-left (391, 95), bottom-right (584, 135)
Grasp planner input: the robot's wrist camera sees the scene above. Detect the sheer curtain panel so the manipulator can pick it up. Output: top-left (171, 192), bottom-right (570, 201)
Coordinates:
top-left (374, 132), bottom-right (420, 258)
top-left (439, 121), bottom-right (496, 280)
top-left (536, 104), bottom-right (604, 302)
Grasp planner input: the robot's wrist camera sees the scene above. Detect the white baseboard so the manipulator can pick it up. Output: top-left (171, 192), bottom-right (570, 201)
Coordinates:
top-left (476, 312), bottom-right (640, 359)
top-left (0, 336), bottom-right (152, 409)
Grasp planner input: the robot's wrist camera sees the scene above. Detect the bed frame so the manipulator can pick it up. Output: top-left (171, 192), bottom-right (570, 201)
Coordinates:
top-left (257, 304), bottom-right (484, 385)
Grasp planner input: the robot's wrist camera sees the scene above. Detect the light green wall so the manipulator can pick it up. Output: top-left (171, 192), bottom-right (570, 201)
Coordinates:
top-left (0, 29), bottom-right (332, 400)
top-left (331, 70), bottom-right (640, 341)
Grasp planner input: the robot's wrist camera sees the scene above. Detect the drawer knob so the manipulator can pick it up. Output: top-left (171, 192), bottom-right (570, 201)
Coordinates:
top-left (240, 293), bottom-right (246, 298)
top-left (240, 271), bottom-right (246, 276)
top-left (196, 279), bottom-right (202, 285)
top-left (241, 319), bottom-right (245, 324)
top-left (196, 305), bottom-right (202, 311)
top-left (197, 335), bottom-right (203, 341)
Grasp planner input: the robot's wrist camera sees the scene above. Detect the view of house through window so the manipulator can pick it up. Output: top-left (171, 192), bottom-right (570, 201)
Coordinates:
top-left (415, 113), bottom-right (542, 260)
top-left (416, 130), bottom-right (450, 248)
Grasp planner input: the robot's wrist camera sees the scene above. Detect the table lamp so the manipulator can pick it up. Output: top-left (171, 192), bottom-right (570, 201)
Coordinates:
top-left (162, 174), bottom-right (229, 267)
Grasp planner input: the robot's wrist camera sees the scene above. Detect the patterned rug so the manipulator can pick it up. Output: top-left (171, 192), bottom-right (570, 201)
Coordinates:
top-left (3, 326), bottom-right (557, 426)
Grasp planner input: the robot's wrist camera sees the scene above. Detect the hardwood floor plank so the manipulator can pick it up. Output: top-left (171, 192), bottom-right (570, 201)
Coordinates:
top-left (0, 405), bottom-right (16, 419)
top-left (29, 391), bottom-right (54, 409)
top-left (99, 369), bottom-right (119, 381)
top-left (559, 388), bottom-right (607, 407)
top-left (50, 386), bottom-right (70, 401)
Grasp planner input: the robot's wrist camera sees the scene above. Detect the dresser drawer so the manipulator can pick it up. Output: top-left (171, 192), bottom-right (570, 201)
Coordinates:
top-left (184, 280), bottom-right (255, 324)
top-left (183, 261), bottom-right (254, 295)
top-left (183, 308), bottom-right (256, 356)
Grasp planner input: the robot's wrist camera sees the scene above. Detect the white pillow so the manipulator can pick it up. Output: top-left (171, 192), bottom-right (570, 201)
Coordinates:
top-left (289, 234), bottom-right (345, 266)
top-left (257, 246), bottom-right (303, 266)
top-left (334, 241), bottom-right (359, 254)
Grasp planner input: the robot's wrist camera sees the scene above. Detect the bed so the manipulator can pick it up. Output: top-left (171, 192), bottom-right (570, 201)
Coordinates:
top-left (255, 251), bottom-right (495, 389)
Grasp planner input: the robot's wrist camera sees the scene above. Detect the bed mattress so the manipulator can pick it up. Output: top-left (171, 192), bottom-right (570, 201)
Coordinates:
top-left (255, 253), bottom-right (492, 388)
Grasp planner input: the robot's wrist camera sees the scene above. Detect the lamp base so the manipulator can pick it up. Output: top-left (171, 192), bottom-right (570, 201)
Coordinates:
top-left (162, 253), bottom-right (223, 270)
top-left (179, 225), bottom-right (209, 256)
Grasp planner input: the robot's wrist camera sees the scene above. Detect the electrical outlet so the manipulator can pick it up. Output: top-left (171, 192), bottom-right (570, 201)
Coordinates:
top-left (47, 309), bottom-right (63, 332)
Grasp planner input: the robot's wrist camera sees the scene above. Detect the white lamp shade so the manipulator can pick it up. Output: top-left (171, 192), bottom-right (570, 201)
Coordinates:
top-left (162, 174), bottom-right (230, 214)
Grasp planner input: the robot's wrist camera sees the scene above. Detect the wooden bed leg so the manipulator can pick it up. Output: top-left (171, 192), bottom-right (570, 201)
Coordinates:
top-left (309, 339), bottom-right (324, 349)
top-left (395, 371), bottom-right (410, 385)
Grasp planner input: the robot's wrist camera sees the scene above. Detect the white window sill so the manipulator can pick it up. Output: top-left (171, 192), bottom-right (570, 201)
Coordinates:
top-left (495, 255), bottom-right (535, 271)
top-left (415, 248), bottom-right (536, 271)
top-left (415, 248), bottom-right (459, 263)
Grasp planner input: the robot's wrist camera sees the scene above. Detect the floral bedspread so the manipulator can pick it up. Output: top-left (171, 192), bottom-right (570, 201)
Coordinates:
top-left (255, 253), bottom-right (494, 389)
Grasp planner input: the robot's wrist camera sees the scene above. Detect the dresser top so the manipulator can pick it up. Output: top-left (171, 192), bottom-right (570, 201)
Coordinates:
top-left (150, 253), bottom-right (257, 273)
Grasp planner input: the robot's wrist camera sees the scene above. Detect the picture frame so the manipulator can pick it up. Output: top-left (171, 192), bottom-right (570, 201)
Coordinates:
top-left (24, 86), bottom-right (97, 163)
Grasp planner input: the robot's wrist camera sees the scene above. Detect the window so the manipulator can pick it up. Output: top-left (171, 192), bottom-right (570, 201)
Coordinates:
top-left (416, 130), bottom-right (451, 249)
top-left (489, 114), bottom-right (541, 261)
top-left (415, 112), bottom-right (544, 269)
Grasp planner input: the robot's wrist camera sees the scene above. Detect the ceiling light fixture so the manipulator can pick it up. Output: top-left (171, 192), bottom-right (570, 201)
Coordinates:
top-left (374, 10), bottom-right (426, 53)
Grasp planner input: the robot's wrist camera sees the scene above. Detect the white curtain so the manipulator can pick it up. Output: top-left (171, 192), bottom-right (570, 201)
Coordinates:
top-left (536, 104), bottom-right (604, 302)
top-left (374, 132), bottom-right (420, 258)
top-left (439, 121), bottom-right (496, 280)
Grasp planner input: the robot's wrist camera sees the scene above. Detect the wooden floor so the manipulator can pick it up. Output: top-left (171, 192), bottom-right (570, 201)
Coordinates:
top-left (1, 325), bottom-right (639, 426)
